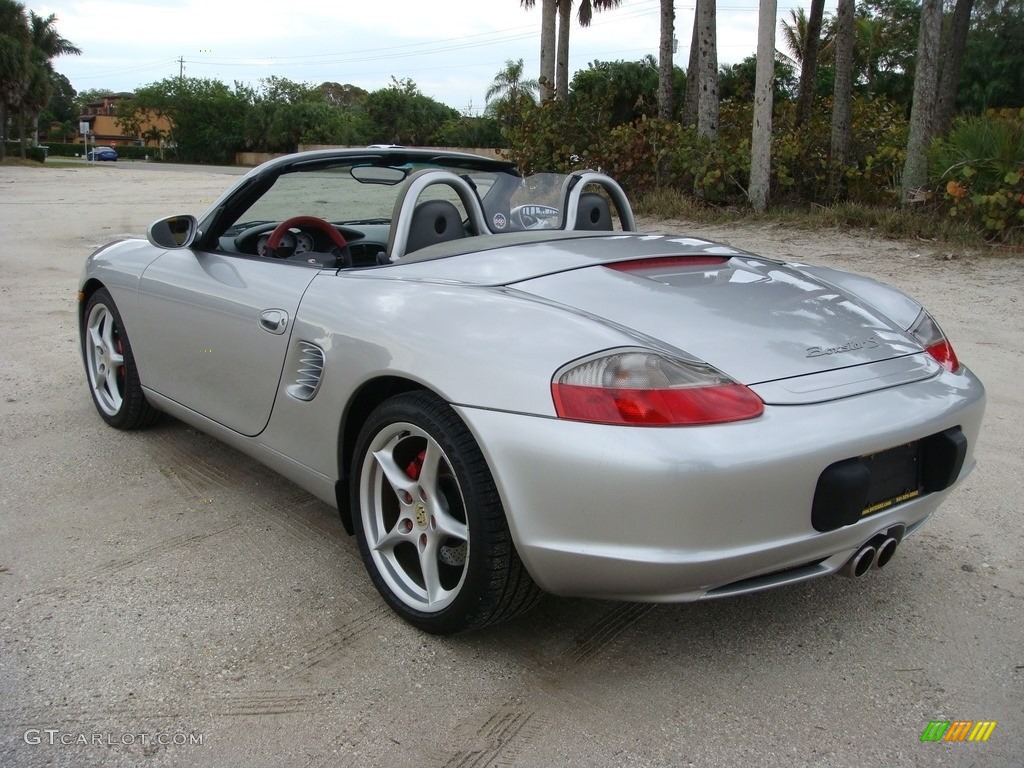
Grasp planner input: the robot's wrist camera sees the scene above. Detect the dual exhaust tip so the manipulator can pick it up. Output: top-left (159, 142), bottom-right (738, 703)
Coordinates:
top-left (839, 528), bottom-right (903, 579)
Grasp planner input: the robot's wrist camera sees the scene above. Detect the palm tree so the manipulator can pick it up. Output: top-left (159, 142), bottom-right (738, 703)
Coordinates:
top-left (657, 0), bottom-right (674, 120)
top-left (485, 58), bottom-right (540, 121)
top-left (554, 0), bottom-right (623, 101)
top-left (829, 0), bottom-right (855, 199)
top-left (695, 0), bottom-right (719, 141)
top-left (750, 0), bottom-right (778, 212)
top-left (0, 0), bottom-right (31, 160)
top-left (521, 0), bottom-right (557, 100)
top-left (934, 0), bottom-right (975, 138)
top-left (901, 0), bottom-right (943, 204)
top-left (21, 12), bottom-right (80, 151)
top-left (682, 16), bottom-right (700, 125)
top-left (778, 8), bottom-right (809, 67)
top-left (794, 0), bottom-right (825, 126)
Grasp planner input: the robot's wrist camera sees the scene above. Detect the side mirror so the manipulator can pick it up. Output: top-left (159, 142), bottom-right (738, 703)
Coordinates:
top-left (147, 214), bottom-right (198, 249)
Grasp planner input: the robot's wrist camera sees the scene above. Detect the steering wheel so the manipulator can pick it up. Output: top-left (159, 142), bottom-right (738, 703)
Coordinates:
top-left (510, 204), bottom-right (560, 230)
top-left (265, 216), bottom-right (351, 266)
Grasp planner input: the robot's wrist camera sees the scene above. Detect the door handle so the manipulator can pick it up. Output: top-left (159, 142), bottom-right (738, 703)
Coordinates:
top-left (259, 309), bottom-right (288, 335)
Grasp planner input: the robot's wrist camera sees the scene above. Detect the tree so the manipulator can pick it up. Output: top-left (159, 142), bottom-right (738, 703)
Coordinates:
top-left (554, 0), bottom-right (623, 101)
top-left (485, 58), bottom-right (539, 121)
top-left (718, 55), bottom-right (795, 102)
top-left (794, 0), bottom-right (825, 126)
top-left (21, 11), bottom-right (80, 149)
top-left (658, 0), bottom-right (675, 119)
top-left (318, 82), bottom-right (368, 110)
top-left (695, 0), bottom-right (719, 141)
top-left (0, 0), bottom-right (30, 160)
top-left (363, 77), bottom-right (458, 145)
top-left (750, 0), bottom-right (778, 212)
top-left (901, 0), bottom-right (943, 203)
top-left (862, 0), bottom-right (921, 105)
top-left (40, 70), bottom-right (75, 124)
top-left (957, 0), bottom-right (1024, 114)
top-left (934, 0), bottom-right (974, 138)
top-left (570, 57), bottom-right (667, 125)
top-left (522, 0), bottom-right (557, 100)
top-left (830, 0), bottom-right (856, 199)
top-left (681, 15), bottom-right (700, 125)
top-left (118, 77), bottom-right (252, 164)
top-left (779, 8), bottom-right (809, 67)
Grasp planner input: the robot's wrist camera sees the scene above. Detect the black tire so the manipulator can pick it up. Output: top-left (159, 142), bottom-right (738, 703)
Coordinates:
top-left (351, 391), bottom-right (542, 634)
top-left (81, 288), bottom-right (160, 429)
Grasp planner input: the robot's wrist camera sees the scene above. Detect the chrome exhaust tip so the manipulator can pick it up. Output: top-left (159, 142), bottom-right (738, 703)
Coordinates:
top-left (840, 544), bottom-right (877, 578)
top-left (873, 537), bottom-right (899, 569)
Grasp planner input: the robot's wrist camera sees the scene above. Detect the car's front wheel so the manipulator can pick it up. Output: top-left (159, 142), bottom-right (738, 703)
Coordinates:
top-left (82, 288), bottom-right (159, 429)
top-left (351, 392), bottom-right (541, 634)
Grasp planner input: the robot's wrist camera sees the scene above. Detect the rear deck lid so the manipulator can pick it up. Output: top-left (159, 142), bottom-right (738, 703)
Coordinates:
top-left (513, 253), bottom-right (936, 399)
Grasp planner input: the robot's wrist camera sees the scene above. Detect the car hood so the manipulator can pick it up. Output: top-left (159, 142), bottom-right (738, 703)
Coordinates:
top-left (377, 233), bottom-right (936, 394)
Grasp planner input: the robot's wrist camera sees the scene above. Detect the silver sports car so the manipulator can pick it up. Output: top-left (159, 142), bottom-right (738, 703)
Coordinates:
top-left (79, 148), bottom-right (986, 634)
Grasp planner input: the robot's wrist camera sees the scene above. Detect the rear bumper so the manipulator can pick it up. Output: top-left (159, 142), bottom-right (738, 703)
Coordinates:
top-left (454, 365), bottom-right (985, 601)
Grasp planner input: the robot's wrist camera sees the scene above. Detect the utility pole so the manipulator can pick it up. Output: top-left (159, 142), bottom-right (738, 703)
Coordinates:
top-left (178, 56), bottom-right (185, 81)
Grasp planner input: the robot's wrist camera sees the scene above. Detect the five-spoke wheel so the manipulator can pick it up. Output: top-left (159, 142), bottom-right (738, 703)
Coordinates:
top-left (352, 392), bottom-right (541, 634)
top-left (81, 289), bottom-right (159, 429)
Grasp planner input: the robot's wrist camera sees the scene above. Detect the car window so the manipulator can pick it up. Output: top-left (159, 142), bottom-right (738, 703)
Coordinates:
top-left (236, 167), bottom-right (393, 226)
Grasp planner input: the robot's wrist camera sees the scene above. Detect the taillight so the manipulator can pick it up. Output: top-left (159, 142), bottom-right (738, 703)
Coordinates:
top-left (551, 350), bottom-right (764, 426)
top-left (909, 310), bottom-right (960, 372)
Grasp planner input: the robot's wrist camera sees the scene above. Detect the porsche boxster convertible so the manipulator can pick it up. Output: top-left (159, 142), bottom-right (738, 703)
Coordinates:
top-left (79, 148), bottom-right (986, 634)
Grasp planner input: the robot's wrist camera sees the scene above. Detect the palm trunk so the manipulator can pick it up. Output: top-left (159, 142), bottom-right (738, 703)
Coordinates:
top-left (695, 0), bottom-right (718, 141)
top-left (556, 0), bottom-right (571, 101)
top-left (18, 107), bottom-right (26, 157)
top-left (794, 0), bottom-right (824, 127)
top-left (901, 0), bottom-right (943, 204)
top-left (682, 14), bottom-right (700, 126)
top-left (749, 0), bottom-right (777, 212)
top-left (829, 0), bottom-right (855, 200)
top-left (934, 0), bottom-right (974, 138)
top-left (658, 0), bottom-right (675, 120)
top-left (540, 0), bottom-right (557, 101)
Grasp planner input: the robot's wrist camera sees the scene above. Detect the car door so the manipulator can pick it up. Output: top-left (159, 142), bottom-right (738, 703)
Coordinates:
top-left (135, 249), bottom-right (320, 436)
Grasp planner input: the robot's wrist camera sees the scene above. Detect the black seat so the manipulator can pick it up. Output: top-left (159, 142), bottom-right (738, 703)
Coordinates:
top-left (405, 199), bottom-right (466, 255)
top-left (574, 192), bottom-right (613, 231)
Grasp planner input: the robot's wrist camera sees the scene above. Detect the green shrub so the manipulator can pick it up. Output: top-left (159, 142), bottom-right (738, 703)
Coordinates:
top-left (932, 108), bottom-right (1024, 240)
top-left (503, 95), bottom-right (909, 210)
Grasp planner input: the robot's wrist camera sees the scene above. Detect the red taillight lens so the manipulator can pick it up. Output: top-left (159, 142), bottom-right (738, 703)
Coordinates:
top-left (909, 310), bottom-right (960, 372)
top-left (608, 256), bottom-right (729, 275)
top-left (552, 351), bottom-right (764, 426)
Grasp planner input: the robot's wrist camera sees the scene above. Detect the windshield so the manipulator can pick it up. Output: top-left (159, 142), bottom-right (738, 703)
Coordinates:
top-left (226, 163), bottom-right (586, 234)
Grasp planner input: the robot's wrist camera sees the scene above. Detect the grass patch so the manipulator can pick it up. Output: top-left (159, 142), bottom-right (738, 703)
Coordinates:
top-left (0, 157), bottom-right (46, 167)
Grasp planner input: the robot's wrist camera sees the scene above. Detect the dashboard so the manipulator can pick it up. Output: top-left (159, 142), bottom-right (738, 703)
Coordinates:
top-left (221, 220), bottom-right (392, 267)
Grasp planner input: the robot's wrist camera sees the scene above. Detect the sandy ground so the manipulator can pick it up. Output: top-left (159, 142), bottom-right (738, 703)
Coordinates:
top-left (1, 161), bottom-right (1021, 767)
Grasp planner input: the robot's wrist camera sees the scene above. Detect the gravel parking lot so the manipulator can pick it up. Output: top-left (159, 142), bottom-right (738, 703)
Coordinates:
top-left (1, 161), bottom-right (1021, 767)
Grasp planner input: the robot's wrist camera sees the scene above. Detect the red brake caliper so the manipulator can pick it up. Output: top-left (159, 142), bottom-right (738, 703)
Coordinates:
top-left (116, 337), bottom-right (125, 379)
top-left (405, 449), bottom-right (426, 480)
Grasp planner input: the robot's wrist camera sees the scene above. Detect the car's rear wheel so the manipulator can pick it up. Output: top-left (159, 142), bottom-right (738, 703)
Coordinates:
top-left (351, 392), bottom-right (541, 634)
top-left (82, 288), bottom-right (159, 429)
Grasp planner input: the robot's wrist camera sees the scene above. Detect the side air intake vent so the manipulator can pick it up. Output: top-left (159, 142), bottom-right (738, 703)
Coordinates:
top-left (287, 342), bottom-right (325, 401)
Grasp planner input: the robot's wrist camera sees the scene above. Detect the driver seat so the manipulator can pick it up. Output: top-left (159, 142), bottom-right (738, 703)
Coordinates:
top-left (405, 199), bottom-right (466, 255)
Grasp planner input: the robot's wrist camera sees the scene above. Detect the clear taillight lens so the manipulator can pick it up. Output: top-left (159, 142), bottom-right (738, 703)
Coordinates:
top-left (909, 310), bottom-right (960, 372)
top-left (551, 350), bottom-right (764, 426)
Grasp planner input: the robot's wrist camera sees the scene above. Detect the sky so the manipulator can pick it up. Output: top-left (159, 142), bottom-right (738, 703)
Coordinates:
top-left (36, 0), bottom-right (837, 115)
